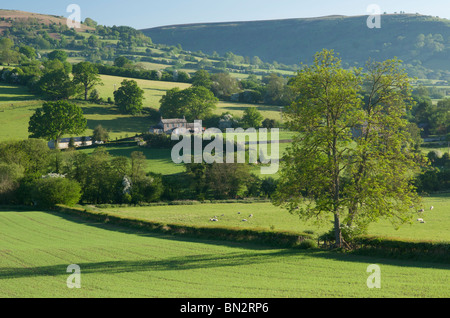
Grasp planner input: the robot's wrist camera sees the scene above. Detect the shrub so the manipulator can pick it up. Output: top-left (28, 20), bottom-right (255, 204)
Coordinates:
top-left (31, 176), bottom-right (82, 207)
top-left (298, 239), bottom-right (318, 249)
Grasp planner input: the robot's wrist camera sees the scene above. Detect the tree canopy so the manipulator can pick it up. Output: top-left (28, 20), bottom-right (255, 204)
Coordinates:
top-left (114, 79), bottom-right (145, 115)
top-left (72, 61), bottom-right (103, 101)
top-left (159, 86), bottom-right (218, 122)
top-left (273, 49), bottom-right (426, 248)
top-left (28, 100), bottom-right (87, 142)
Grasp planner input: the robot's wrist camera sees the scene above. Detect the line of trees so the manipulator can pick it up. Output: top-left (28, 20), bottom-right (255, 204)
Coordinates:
top-left (0, 140), bottom-right (163, 206)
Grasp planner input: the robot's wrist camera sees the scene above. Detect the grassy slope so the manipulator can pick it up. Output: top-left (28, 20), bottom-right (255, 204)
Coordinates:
top-left (0, 209), bottom-right (448, 298)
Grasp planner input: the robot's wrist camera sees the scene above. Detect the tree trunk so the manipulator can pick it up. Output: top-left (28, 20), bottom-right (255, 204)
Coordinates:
top-left (334, 211), bottom-right (343, 248)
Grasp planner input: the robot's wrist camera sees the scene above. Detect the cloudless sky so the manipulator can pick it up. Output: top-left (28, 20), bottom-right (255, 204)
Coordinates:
top-left (2, 0), bottom-right (450, 29)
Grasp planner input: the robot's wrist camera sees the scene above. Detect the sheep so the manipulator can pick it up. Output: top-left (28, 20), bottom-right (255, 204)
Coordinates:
top-left (242, 219), bottom-right (248, 222)
top-left (249, 214), bottom-right (253, 218)
top-left (430, 206), bottom-right (434, 211)
top-left (418, 209), bottom-right (425, 213)
top-left (417, 218), bottom-right (424, 222)
top-left (210, 218), bottom-right (218, 222)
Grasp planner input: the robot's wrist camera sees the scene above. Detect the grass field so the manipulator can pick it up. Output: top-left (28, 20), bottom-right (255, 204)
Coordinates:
top-left (0, 209), bottom-right (448, 298)
top-left (95, 194), bottom-right (450, 243)
top-left (79, 144), bottom-right (185, 175)
top-left (0, 77), bottom-right (287, 142)
top-left (97, 74), bottom-right (191, 108)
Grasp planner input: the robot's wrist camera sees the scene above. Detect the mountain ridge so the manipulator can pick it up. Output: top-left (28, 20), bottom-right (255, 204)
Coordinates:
top-left (141, 14), bottom-right (450, 78)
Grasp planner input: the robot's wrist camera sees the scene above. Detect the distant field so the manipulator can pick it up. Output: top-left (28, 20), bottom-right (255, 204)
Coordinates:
top-left (0, 78), bottom-right (191, 142)
top-left (0, 83), bottom-right (43, 141)
top-left (0, 209), bottom-right (448, 297)
top-left (216, 101), bottom-right (284, 121)
top-left (79, 144), bottom-right (185, 175)
top-left (97, 74), bottom-right (191, 108)
top-left (97, 194), bottom-right (450, 243)
top-left (77, 102), bottom-right (153, 141)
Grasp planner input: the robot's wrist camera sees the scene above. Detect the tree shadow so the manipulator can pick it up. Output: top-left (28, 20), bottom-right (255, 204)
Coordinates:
top-left (81, 106), bottom-right (119, 116)
top-left (0, 249), bottom-right (305, 280)
top-left (0, 84), bottom-right (36, 102)
top-left (86, 118), bottom-right (150, 134)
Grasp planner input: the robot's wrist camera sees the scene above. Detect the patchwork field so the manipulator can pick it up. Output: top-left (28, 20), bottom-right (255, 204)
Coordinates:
top-left (0, 209), bottom-right (448, 298)
top-left (0, 77), bottom-right (287, 142)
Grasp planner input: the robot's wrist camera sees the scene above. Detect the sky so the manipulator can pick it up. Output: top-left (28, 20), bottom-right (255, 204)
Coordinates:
top-left (2, 0), bottom-right (450, 29)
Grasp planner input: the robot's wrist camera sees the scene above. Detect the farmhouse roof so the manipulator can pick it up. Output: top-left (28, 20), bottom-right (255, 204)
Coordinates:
top-left (160, 117), bottom-right (187, 124)
top-left (56, 137), bottom-right (92, 143)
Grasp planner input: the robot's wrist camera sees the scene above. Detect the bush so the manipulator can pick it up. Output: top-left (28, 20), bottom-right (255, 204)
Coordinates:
top-left (298, 239), bottom-right (318, 249)
top-left (31, 176), bottom-right (82, 207)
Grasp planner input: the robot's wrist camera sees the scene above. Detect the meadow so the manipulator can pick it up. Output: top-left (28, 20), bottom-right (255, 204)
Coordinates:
top-left (0, 209), bottom-right (448, 298)
top-left (79, 144), bottom-right (186, 175)
top-left (94, 194), bottom-right (450, 243)
top-left (0, 76), bottom-right (286, 142)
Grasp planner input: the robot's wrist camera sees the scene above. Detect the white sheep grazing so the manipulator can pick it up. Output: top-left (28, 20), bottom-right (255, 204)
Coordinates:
top-left (242, 219), bottom-right (248, 222)
top-left (418, 209), bottom-right (425, 213)
top-left (249, 214), bottom-right (253, 218)
top-left (430, 206), bottom-right (434, 210)
top-left (417, 218), bottom-right (424, 222)
top-left (210, 218), bottom-right (218, 222)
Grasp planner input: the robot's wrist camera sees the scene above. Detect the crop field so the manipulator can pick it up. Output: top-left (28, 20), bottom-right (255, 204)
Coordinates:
top-left (0, 209), bottom-right (448, 298)
top-left (95, 194), bottom-right (450, 243)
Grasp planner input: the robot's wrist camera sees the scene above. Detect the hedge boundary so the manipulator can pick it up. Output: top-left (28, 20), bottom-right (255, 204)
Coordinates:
top-left (54, 205), bottom-right (315, 249)
top-left (349, 236), bottom-right (450, 263)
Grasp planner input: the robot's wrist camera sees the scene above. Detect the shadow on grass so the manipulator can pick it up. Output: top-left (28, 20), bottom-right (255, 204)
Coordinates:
top-left (219, 104), bottom-right (281, 113)
top-left (2, 208), bottom-right (449, 280)
top-left (0, 84), bottom-right (36, 102)
top-left (0, 249), bottom-right (304, 280)
top-left (86, 118), bottom-right (150, 134)
top-left (81, 105), bottom-right (119, 116)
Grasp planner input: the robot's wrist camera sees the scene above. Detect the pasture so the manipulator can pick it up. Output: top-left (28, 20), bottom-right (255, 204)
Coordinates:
top-left (0, 77), bottom-right (287, 142)
top-left (79, 144), bottom-right (185, 175)
top-left (95, 194), bottom-right (450, 243)
top-left (0, 209), bottom-right (448, 298)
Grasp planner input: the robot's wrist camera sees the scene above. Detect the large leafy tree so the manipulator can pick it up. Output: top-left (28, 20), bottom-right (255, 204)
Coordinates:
top-left (72, 61), bottom-right (103, 101)
top-left (159, 86), bottom-right (218, 122)
top-left (28, 100), bottom-right (87, 143)
top-left (38, 69), bottom-right (78, 100)
top-left (191, 69), bottom-right (213, 90)
top-left (273, 49), bottom-right (425, 248)
top-left (114, 79), bottom-right (145, 115)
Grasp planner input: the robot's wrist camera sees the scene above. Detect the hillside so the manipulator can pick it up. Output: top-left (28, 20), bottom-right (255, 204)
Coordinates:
top-left (0, 9), bottom-right (94, 34)
top-left (141, 14), bottom-right (450, 79)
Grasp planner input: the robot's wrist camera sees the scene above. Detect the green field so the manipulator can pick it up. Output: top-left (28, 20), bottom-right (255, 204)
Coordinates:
top-left (96, 74), bottom-right (192, 108)
top-left (0, 77), bottom-right (287, 143)
top-left (0, 209), bottom-right (448, 298)
top-left (79, 144), bottom-right (185, 175)
top-left (94, 194), bottom-right (450, 243)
